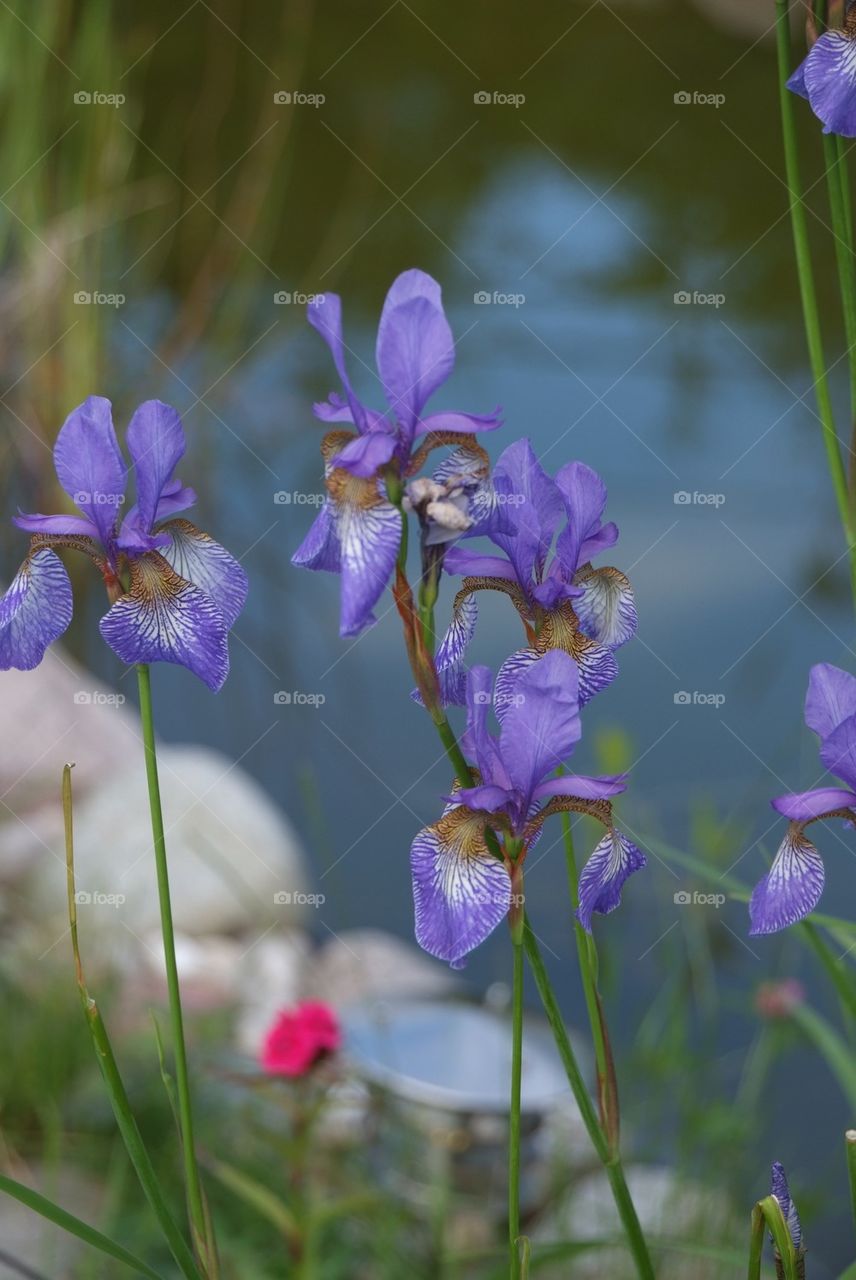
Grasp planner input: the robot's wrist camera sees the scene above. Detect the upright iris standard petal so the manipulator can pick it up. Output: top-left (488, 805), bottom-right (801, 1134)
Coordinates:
top-left (410, 802), bottom-right (511, 969)
top-left (0, 548), bottom-right (73, 670)
top-left (99, 553), bottom-right (230, 692)
top-left (375, 269), bottom-right (455, 439)
top-left (498, 650), bottom-right (581, 799)
top-left (576, 829), bottom-right (647, 933)
top-left (159, 519), bottom-right (248, 629)
top-left (308, 294), bottom-right (368, 431)
top-left (798, 30), bottom-right (856, 137)
top-left (749, 824), bottom-right (825, 935)
top-left (125, 400), bottom-right (186, 534)
top-left (554, 461), bottom-right (615, 572)
top-left (52, 396), bottom-right (126, 549)
top-left (805, 662), bottom-right (856, 740)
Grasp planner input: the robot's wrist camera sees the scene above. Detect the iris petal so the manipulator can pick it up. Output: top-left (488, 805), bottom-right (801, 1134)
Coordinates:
top-left (53, 396), bottom-right (126, 549)
top-left (804, 662), bottom-right (856, 740)
top-left (308, 294), bottom-right (369, 431)
top-left (159, 518), bottom-right (248, 629)
top-left (748, 824), bottom-right (825, 935)
top-left (291, 500), bottom-right (341, 574)
top-left (410, 802), bottom-right (510, 968)
top-left (574, 565), bottom-right (637, 649)
top-left (428, 590), bottom-right (478, 707)
top-left (499, 650), bottom-right (581, 799)
top-left (13, 512), bottom-right (100, 538)
top-left (576, 829), bottom-right (646, 932)
top-left (803, 31), bottom-right (856, 137)
top-left (125, 400), bottom-right (186, 534)
top-left (0, 547), bottom-right (73, 670)
top-left (376, 269), bottom-right (455, 439)
top-left (99, 553), bottom-right (230, 692)
top-left (771, 787), bottom-right (856, 821)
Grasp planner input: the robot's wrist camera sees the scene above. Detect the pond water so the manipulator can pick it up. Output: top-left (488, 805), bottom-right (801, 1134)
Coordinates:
top-left (6, 0), bottom-right (855, 1270)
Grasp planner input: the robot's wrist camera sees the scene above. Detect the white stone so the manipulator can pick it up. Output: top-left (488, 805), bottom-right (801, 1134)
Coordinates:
top-left (27, 741), bottom-right (309, 941)
top-left (0, 648), bottom-right (138, 880)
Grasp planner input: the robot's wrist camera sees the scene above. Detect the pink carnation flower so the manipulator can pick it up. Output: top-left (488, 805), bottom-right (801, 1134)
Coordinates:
top-left (260, 1001), bottom-right (341, 1077)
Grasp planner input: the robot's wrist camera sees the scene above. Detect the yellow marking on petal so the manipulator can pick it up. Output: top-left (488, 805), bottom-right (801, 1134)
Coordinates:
top-left (432, 804), bottom-right (491, 861)
top-left (524, 797), bottom-right (612, 848)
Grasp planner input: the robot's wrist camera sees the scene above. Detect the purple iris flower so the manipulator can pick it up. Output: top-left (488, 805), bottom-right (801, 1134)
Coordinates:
top-left (0, 396), bottom-right (247, 691)
top-left (770, 1162), bottom-right (803, 1253)
top-left (434, 438), bottom-right (637, 706)
top-left (292, 269), bottom-right (501, 637)
top-left (410, 650), bottom-right (645, 967)
top-left (788, 8), bottom-right (856, 137)
top-left (750, 663), bottom-right (856, 934)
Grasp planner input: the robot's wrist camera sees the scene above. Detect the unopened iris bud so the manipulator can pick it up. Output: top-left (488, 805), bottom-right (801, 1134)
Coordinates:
top-left (770, 1162), bottom-right (805, 1278)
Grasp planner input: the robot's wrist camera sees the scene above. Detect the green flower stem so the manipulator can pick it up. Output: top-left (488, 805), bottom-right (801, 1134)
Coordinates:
top-left (136, 664), bottom-right (211, 1269)
top-left (747, 1203), bottom-right (765, 1280)
top-left (560, 812), bottom-right (618, 1151)
top-left (522, 923), bottom-right (655, 1280)
top-left (776, 0), bottom-right (856, 601)
top-left (847, 1130), bottom-right (856, 1248)
top-left (63, 766), bottom-right (201, 1280)
top-left (508, 930), bottom-right (524, 1279)
top-left (822, 132), bottom-right (856, 463)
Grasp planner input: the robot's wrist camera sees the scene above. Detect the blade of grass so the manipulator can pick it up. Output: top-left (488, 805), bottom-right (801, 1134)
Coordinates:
top-left (0, 1174), bottom-right (163, 1280)
top-left (63, 764), bottom-right (202, 1280)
